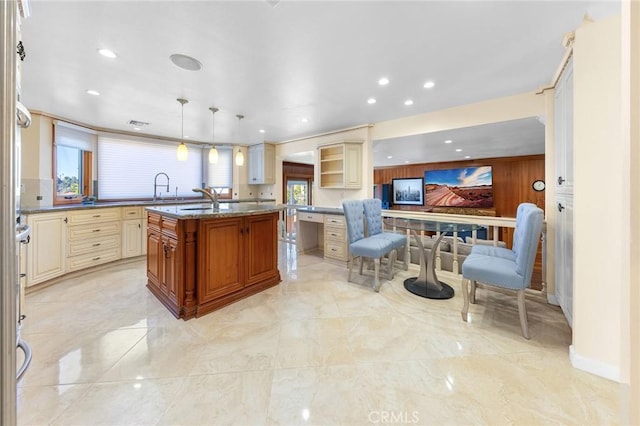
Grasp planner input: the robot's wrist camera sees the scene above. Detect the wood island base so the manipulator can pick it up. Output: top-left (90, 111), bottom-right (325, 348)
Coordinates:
top-left (146, 207), bottom-right (282, 320)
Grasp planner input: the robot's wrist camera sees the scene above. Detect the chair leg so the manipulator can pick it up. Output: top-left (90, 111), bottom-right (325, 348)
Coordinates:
top-left (373, 258), bottom-right (381, 292)
top-left (359, 256), bottom-right (365, 276)
top-left (517, 289), bottom-right (530, 339)
top-left (469, 280), bottom-right (477, 304)
top-left (461, 278), bottom-right (470, 322)
top-left (402, 246), bottom-right (408, 271)
top-left (387, 249), bottom-right (395, 279)
top-left (348, 255), bottom-right (354, 282)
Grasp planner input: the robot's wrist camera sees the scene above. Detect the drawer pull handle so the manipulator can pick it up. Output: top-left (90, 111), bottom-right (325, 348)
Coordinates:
top-left (92, 243), bottom-right (100, 247)
top-left (128, 212), bottom-right (136, 215)
top-left (92, 229), bottom-right (101, 232)
top-left (331, 248), bottom-right (337, 252)
top-left (330, 233), bottom-right (337, 237)
top-left (93, 215), bottom-right (101, 218)
top-left (92, 257), bottom-right (101, 261)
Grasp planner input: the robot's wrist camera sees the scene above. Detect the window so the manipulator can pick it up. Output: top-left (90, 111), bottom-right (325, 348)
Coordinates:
top-left (53, 122), bottom-right (95, 205)
top-left (206, 147), bottom-right (233, 198)
top-left (98, 135), bottom-right (203, 200)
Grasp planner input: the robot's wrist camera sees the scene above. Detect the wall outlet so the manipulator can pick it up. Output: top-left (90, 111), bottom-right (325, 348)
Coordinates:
top-left (36, 195), bottom-right (42, 200)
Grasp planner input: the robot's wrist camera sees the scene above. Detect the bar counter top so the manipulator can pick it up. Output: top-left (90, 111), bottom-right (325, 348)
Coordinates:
top-left (146, 203), bottom-right (285, 219)
top-left (21, 198), bottom-right (276, 214)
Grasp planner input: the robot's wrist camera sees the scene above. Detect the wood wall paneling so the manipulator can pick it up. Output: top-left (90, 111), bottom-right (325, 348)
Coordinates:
top-left (375, 155), bottom-right (545, 289)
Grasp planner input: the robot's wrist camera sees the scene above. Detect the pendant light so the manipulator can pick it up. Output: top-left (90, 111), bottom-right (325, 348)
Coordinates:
top-left (235, 114), bottom-right (245, 166)
top-left (176, 98), bottom-right (188, 161)
top-left (208, 107), bottom-right (219, 164)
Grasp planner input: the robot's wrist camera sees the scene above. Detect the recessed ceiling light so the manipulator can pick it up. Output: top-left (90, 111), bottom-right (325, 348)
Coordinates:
top-left (367, 98), bottom-right (377, 104)
top-left (133, 127), bottom-right (141, 131)
top-left (405, 160), bottom-right (410, 164)
top-left (404, 99), bottom-right (413, 106)
top-left (86, 89), bottom-right (100, 96)
top-left (464, 155), bottom-right (471, 159)
top-left (97, 48), bottom-right (117, 59)
top-left (169, 53), bottom-right (203, 71)
top-left (423, 81), bottom-right (435, 89)
top-left (184, 135), bottom-right (190, 139)
top-left (387, 155), bottom-right (393, 159)
top-left (378, 77), bottom-right (389, 86)
top-left (259, 129), bottom-right (265, 133)
top-left (301, 118), bottom-right (308, 123)
top-left (455, 148), bottom-right (462, 152)
top-left (444, 140), bottom-right (452, 144)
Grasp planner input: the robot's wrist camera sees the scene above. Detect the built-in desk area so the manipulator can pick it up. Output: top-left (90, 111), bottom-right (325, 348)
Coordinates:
top-left (295, 206), bottom-right (348, 263)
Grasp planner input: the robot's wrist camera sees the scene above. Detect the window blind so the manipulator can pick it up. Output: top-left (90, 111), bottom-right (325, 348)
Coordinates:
top-left (54, 121), bottom-right (96, 151)
top-left (98, 135), bottom-right (202, 200)
top-left (207, 147), bottom-right (232, 189)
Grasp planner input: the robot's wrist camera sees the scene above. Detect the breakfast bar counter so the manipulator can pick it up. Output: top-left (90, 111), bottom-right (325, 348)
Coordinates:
top-left (146, 203), bottom-right (284, 319)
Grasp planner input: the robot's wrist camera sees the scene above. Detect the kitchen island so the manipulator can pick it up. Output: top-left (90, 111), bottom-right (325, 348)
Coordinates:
top-left (146, 203), bottom-right (284, 319)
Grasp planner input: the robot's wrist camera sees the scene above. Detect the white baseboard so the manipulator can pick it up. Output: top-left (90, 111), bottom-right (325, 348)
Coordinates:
top-left (569, 345), bottom-right (621, 382)
top-left (547, 293), bottom-right (559, 306)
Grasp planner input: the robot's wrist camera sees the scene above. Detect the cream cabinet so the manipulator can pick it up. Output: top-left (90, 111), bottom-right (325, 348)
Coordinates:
top-left (553, 56), bottom-right (574, 326)
top-left (323, 214), bottom-right (348, 262)
top-left (318, 141), bottom-right (362, 189)
top-left (122, 206), bottom-right (144, 258)
top-left (66, 208), bottom-right (121, 272)
top-left (26, 212), bottom-right (67, 286)
top-left (248, 143), bottom-right (275, 185)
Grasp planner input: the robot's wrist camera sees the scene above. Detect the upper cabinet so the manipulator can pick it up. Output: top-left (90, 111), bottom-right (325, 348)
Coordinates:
top-left (248, 143), bottom-right (276, 185)
top-left (318, 141), bottom-right (362, 189)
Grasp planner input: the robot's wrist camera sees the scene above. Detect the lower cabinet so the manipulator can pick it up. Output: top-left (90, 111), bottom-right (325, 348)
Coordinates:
top-left (323, 214), bottom-right (348, 262)
top-left (146, 211), bottom-right (281, 319)
top-left (146, 215), bottom-right (194, 318)
top-left (122, 218), bottom-right (143, 258)
top-left (66, 208), bottom-right (122, 272)
top-left (122, 207), bottom-right (145, 258)
top-left (26, 212), bottom-right (67, 286)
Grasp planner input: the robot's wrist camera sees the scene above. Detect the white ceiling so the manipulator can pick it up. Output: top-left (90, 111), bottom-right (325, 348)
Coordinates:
top-left (20, 1), bottom-right (618, 165)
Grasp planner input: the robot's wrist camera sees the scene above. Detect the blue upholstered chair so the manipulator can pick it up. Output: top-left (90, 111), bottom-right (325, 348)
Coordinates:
top-left (362, 198), bottom-right (408, 272)
top-left (461, 203), bottom-right (544, 339)
top-left (342, 199), bottom-right (397, 292)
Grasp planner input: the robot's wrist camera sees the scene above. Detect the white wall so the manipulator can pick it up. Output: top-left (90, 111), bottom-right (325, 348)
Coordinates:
top-left (20, 113), bottom-right (53, 208)
top-left (372, 91), bottom-right (544, 141)
top-left (621, 3), bottom-right (639, 422)
top-left (275, 125), bottom-right (373, 207)
top-left (571, 15), bottom-right (624, 381)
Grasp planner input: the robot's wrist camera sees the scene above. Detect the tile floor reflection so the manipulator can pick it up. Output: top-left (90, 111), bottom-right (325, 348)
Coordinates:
top-left (18, 242), bottom-right (620, 425)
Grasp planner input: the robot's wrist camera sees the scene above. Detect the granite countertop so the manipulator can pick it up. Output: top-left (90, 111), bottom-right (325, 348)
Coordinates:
top-left (21, 198), bottom-right (276, 214)
top-left (294, 205), bottom-right (344, 215)
top-left (147, 203), bottom-right (285, 219)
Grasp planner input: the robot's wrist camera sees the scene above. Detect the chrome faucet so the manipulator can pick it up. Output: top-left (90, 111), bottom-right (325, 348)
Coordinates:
top-left (153, 172), bottom-right (170, 201)
top-left (192, 187), bottom-right (219, 209)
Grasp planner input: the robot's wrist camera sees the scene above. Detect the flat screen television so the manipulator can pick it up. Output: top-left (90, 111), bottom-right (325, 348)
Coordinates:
top-left (392, 177), bottom-right (424, 205)
top-left (424, 166), bottom-right (493, 208)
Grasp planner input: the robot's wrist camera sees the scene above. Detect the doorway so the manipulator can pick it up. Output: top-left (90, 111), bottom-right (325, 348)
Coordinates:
top-left (282, 161), bottom-right (314, 242)
top-left (285, 178), bottom-right (311, 241)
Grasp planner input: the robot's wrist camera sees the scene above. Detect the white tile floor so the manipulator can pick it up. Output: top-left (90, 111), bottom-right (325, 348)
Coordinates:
top-left (18, 242), bottom-right (620, 425)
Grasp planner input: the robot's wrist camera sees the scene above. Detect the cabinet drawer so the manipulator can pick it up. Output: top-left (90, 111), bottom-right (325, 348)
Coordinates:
top-left (299, 212), bottom-right (324, 223)
top-left (68, 208), bottom-right (121, 225)
top-left (66, 247), bottom-right (121, 272)
top-left (68, 221), bottom-right (121, 241)
top-left (324, 214), bottom-right (345, 227)
top-left (324, 225), bottom-right (346, 242)
top-left (324, 241), bottom-right (347, 260)
top-left (148, 212), bottom-right (161, 231)
top-left (122, 206), bottom-right (142, 219)
top-left (67, 234), bottom-right (120, 257)
top-left (161, 217), bottom-right (180, 238)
